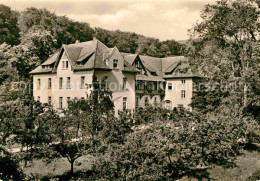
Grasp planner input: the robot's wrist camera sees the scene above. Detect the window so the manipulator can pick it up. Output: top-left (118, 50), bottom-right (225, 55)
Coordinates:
top-left (67, 77), bottom-right (71, 89)
top-left (181, 80), bottom-right (186, 84)
top-left (145, 97), bottom-right (149, 106)
top-left (81, 76), bottom-right (85, 89)
top-left (168, 83), bottom-right (172, 90)
top-left (123, 78), bottom-right (127, 89)
top-left (178, 104), bottom-right (184, 108)
top-left (154, 97), bottom-right (157, 105)
top-left (81, 97), bottom-right (84, 100)
top-left (113, 59), bottom-right (118, 69)
top-left (181, 90), bottom-right (186, 98)
top-left (59, 78), bottom-right (63, 89)
top-left (135, 97), bottom-right (139, 108)
top-left (165, 100), bottom-right (172, 110)
top-left (123, 97), bottom-right (127, 111)
top-left (59, 97), bottom-right (63, 109)
top-left (67, 97), bottom-right (70, 106)
top-left (48, 96), bottom-right (51, 104)
top-left (48, 78), bottom-right (52, 89)
top-left (37, 79), bottom-right (41, 90)
top-left (62, 61), bottom-right (69, 69)
top-left (37, 96), bottom-right (40, 101)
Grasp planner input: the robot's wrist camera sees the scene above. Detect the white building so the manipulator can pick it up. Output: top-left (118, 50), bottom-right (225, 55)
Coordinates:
top-left (30, 39), bottom-right (199, 114)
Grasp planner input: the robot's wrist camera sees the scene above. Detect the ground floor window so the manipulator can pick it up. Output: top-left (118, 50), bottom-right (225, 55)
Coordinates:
top-left (165, 100), bottom-right (172, 110)
top-left (135, 96), bottom-right (139, 108)
top-left (177, 104), bottom-right (184, 108)
top-left (59, 97), bottom-right (63, 109)
top-left (123, 97), bottom-right (127, 111)
top-left (48, 96), bottom-right (51, 104)
top-left (67, 97), bottom-right (70, 106)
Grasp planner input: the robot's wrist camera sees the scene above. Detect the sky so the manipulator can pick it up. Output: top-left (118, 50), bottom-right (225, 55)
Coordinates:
top-left (1, 0), bottom-right (217, 41)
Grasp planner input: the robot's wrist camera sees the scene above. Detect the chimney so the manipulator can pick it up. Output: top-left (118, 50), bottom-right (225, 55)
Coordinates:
top-left (76, 40), bottom-right (80, 43)
top-left (93, 37), bottom-right (97, 40)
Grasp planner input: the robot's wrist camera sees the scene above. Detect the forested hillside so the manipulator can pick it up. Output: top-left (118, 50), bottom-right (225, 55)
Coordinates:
top-left (0, 4), bottom-right (184, 57)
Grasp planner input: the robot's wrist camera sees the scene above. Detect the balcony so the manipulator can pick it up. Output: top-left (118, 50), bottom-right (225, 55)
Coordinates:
top-left (135, 89), bottom-right (165, 95)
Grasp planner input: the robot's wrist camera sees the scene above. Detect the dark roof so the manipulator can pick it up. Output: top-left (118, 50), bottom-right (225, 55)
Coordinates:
top-left (41, 52), bottom-right (59, 65)
top-left (123, 53), bottom-right (197, 79)
top-left (30, 39), bottom-right (197, 78)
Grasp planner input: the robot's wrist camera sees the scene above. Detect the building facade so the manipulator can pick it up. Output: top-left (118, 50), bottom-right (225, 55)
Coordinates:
top-left (30, 39), bottom-right (199, 114)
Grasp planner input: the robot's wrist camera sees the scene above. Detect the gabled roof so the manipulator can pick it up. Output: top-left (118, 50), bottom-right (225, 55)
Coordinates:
top-left (30, 39), bottom-right (138, 74)
top-left (122, 53), bottom-right (138, 65)
top-left (30, 39), bottom-right (198, 78)
top-left (41, 52), bottom-right (59, 65)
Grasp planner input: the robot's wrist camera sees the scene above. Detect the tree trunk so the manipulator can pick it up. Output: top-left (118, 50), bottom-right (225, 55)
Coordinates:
top-left (70, 159), bottom-right (75, 176)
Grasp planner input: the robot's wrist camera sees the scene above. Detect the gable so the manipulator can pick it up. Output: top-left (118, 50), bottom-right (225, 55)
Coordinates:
top-left (133, 56), bottom-right (147, 75)
top-left (107, 47), bottom-right (125, 69)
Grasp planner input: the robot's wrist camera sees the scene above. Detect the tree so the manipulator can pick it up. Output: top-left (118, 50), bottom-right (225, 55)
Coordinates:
top-left (10, 29), bottom-right (57, 79)
top-left (94, 107), bottom-right (256, 180)
top-left (46, 76), bottom-right (116, 176)
top-left (0, 147), bottom-right (24, 181)
top-left (0, 4), bottom-right (20, 45)
top-left (187, 0), bottom-right (260, 117)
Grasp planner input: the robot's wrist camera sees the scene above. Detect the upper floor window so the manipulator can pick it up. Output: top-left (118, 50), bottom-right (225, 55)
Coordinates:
top-left (181, 80), bottom-right (186, 84)
top-left (62, 61), bottom-right (69, 69)
top-left (113, 59), bottom-right (118, 69)
top-left (123, 78), bottom-right (127, 89)
top-left (123, 97), bottom-right (127, 111)
top-left (67, 77), bottom-right (71, 89)
top-left (181, 90), bottom-right (186, 98)
top-left (48, 78), bottom-right (52, 89)
top-left (59, 77), bottom-right (63, 89)
top-left (81, 76), bottom-right (85, 89)
top-left (37, 96), bottom-right (40, 101)
top-left (37, 79), bottom-right (41, 90)
top-left (168, 83), bottom-right (172, 90)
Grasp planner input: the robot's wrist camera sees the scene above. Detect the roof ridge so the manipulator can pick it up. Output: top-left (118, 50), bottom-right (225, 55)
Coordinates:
top-left (93, 40), bottom-right (98, 68)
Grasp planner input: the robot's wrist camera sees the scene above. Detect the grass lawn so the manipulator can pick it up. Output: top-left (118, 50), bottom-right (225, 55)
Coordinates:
top-left (22, 151), bottom-right (259, 180)
top-left (23, 155), bottom-right (95, 178)
top-left (209, 150), bottom-right (260, 181)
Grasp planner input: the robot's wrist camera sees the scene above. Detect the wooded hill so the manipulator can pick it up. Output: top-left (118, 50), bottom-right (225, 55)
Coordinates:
top-left (0, 4), bottom-right (184, 58)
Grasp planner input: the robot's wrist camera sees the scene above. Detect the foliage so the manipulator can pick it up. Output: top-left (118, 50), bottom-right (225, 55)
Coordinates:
top-left (0, 4), bottom-right (20, 45)
top-left (187, 0), bottom-right (260, 118)
top-left (95, 28), bottom-right (184, 57)
top-left (0, 147), bottom-right (24, 181)
top-left (94, 107), bottom-right (256, 180)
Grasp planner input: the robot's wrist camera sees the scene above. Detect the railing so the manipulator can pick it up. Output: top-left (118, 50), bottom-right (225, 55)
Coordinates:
top-left (135, 89), bottom-right (165, 95)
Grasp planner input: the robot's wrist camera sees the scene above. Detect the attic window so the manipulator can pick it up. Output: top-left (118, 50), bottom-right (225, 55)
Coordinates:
top-left (62, 61), bottom-right (69, 69)
top-left (151, 72), bottom-right (157, 76)
top-left (113, 59), bottom-right (118, 69)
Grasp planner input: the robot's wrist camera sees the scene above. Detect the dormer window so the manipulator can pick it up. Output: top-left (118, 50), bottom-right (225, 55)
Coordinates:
top-left (151, 72), bottom-right (157, 76)
top-left (135, 60), bottom-right (141, 68)
top-left (62, 61), bottom-right (69, 69)
top-left (113, 59), bottom-right (118, 69)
